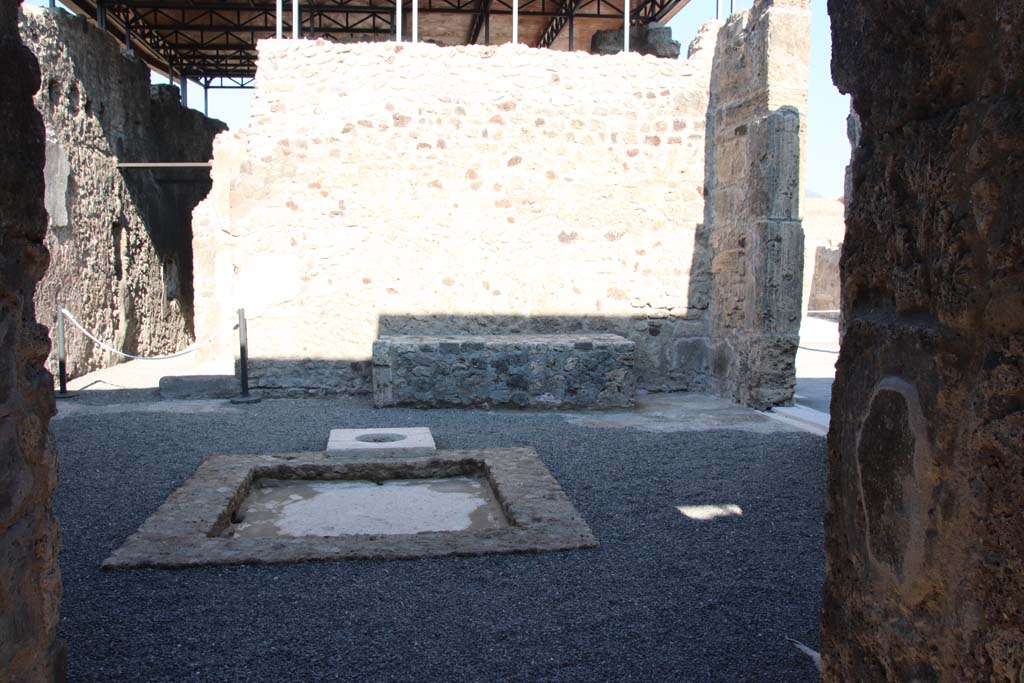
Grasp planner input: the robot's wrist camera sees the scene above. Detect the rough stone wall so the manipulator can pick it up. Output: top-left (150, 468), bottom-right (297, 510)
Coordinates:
top-left (704, 0), bottom-right (810, 408)
top-left (807, 245), bottom-right (840, 319)
top-left (803, 196), bottom-right (844, 316)
top-left (0, 0), bottom-right (63, 679)
top-left (591, 22), bottom-right (682, 58)
top-left (823, 1), bottom-right (1024, 680)
top-left (20, 6), bottom-right (225, 378)
top-left (194, 36), bottom-right (718, 396)
top-left (373, 334), bottom-right (637, 409)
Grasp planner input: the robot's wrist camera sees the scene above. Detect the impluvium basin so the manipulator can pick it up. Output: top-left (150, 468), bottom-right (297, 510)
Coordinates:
top-left (102, 448), bottom-right (596, 568)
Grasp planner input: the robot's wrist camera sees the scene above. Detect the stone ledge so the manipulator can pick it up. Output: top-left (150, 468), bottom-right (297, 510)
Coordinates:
top-left (102, 448), bottom-right (597, 568)
top-left (373, 334), bottom-right (637, 409)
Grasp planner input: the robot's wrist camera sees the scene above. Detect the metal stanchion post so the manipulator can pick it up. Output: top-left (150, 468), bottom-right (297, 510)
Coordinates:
top-left (231, 308), bottom-right (260, 404)
top-left (56, 305), bottom-right (77, 399)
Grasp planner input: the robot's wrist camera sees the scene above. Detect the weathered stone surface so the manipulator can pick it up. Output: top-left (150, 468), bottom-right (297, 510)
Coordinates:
top-left (102, 448), bottom-right (597, 567)
top-left (193, 38), bottom-right (717, 397)
top-left (373, 334), bottom-right (636, 409)
top-left (158, 374), bottom-right (238, 399)
top-left (807, 245), bottom-right (840, 319)
top-left (705, 0), bottom-right (810, 409)
top-left (802, 196), bottom-right (844, 316)
top-left (590, 22), bottom-right (681, 58)
top-left (19, 6), bottom-right (225, 378)
top-left (326, 427), bottom-right (436, 456)
top-left (0, 1), bottom-right (63, 679)
top-left (823, 1), bottom-right (1024, 680)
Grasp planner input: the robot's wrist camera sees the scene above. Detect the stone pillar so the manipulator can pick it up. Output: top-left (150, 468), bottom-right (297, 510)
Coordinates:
top-left (823, 1), bottom-right (1024, 680)
top-left (705, 0), bottom-right (811, 408)
top-left (0, 0), bottom-right (64, 680)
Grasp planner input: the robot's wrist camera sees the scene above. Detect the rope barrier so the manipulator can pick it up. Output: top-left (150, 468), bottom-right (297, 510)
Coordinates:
top-left (59, 307), bottom-right (235, 361)
top-left (798, 345), bottom-right (840, 354)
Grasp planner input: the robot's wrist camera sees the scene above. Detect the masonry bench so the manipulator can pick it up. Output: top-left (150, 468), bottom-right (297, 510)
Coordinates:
top-left (372, 334), bottom-right (637, 409)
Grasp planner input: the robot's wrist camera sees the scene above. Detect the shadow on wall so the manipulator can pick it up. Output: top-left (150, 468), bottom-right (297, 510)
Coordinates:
top-left (238, 313), bottom-right (714, 398)
top-left (46, 13), bottom-right (225, 325)
top-left (21, 6), bottom-right (225, 378)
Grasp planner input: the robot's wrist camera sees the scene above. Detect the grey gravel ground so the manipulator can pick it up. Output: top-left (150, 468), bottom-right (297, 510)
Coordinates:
top-left (52, 392), bottom-right (826, 682)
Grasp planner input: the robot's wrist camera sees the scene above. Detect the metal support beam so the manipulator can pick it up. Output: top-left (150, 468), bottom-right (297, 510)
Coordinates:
top-left (118, 162), bottom-right (213, 168)
top-left (292, 0), bottom-right (299, 38)
top-left (467, 0), bottom-right (492, 44)
top-left (567, 11), bottom-right (573, 49)
top-left (181, 77), bottom-right (188, 107)
top-left (203, 83), bottom-right (209, 116)
top-left (623, 0), bottom-right (629, 52)
top-left (66, 0), bottom-right (687, 81)
top-left (411, 0), bottom-right (417, 42)
top-left (536, 0), bottom-right (583, 49)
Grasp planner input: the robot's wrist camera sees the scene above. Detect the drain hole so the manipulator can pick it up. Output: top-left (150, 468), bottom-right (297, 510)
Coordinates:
top-left (355, 433), bottom-right (407, 443)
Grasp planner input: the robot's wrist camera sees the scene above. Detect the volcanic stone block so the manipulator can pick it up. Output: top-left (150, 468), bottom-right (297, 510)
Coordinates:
top-left (823, 1), bottom-right (1024, 680)
top-left (0, 1), bottom-right (64, 679)
top-left (372, 334), bottom-right (637, 409)
top-left (705, 0), bottom-right (810, 409)
top-left (807, 245), bottom-right (840, 319)
top-left (591, 22), bottom-right (682, 58)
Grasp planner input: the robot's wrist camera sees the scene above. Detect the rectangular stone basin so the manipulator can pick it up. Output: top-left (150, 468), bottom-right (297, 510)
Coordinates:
top-left (102, 449), bottom-right (597, 567)
top-left (230, 475), bottom-right (508, 537)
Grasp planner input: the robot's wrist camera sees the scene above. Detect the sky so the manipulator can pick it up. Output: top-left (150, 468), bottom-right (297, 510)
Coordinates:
top-left (28, 0), bottom-right (849, 196)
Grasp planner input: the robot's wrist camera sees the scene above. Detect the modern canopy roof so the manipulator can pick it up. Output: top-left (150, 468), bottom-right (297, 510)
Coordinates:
top-left (55, 0), bottom-right (694, 85)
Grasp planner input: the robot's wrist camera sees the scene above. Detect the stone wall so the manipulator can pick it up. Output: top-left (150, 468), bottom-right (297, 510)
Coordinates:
top-left (823, 0), bottom-right (1024, 680)
top-left (704, 0), bottom-right (810, 408)
top-left (803, 196), bottom-right (844, 317)
top-left (0, 0), bottom-right (63, 679)
top-left (194, 34), bottom-right (719, 396)
top-left (20, 6), bottom-right (226, 378)
top-left (373, 334), bottom-right (636, 408)
top-left (807, 245), bottom-right (840, 319)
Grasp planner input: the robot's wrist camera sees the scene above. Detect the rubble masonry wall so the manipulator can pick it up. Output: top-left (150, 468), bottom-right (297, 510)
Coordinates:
top-left (704, 0), bottom-right (810, 409)
top-left (194, 36), bottom-right (719, 395)
top-left (823, 0), bottom-right (1024, 679)
top-left (20, 6), bottom-right (225, 378)
top-left (0, 0), bottom-right (63, 679)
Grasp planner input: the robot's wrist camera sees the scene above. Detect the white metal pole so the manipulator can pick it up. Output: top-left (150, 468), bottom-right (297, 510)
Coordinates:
top-left (623, 0), bottom-right (629, 53)
top-left (412, 0), bottom-right (418, 42)
top-left (276, 0), bottom-right (283, 37)
top-left (396, 0), bottom-right (402, 40)
top-left (292, 0), bottom-right (299, 38)
top-left (511, 0), bottom-right (518, 43)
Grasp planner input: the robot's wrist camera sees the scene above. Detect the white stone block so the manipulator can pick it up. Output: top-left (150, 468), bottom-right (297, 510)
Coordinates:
top-left (326, 427), bottom-right (436, 456)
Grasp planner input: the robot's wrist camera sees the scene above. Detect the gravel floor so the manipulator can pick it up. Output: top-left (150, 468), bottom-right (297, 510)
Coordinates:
top-left (52, 393), bottom-right (826, 682)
